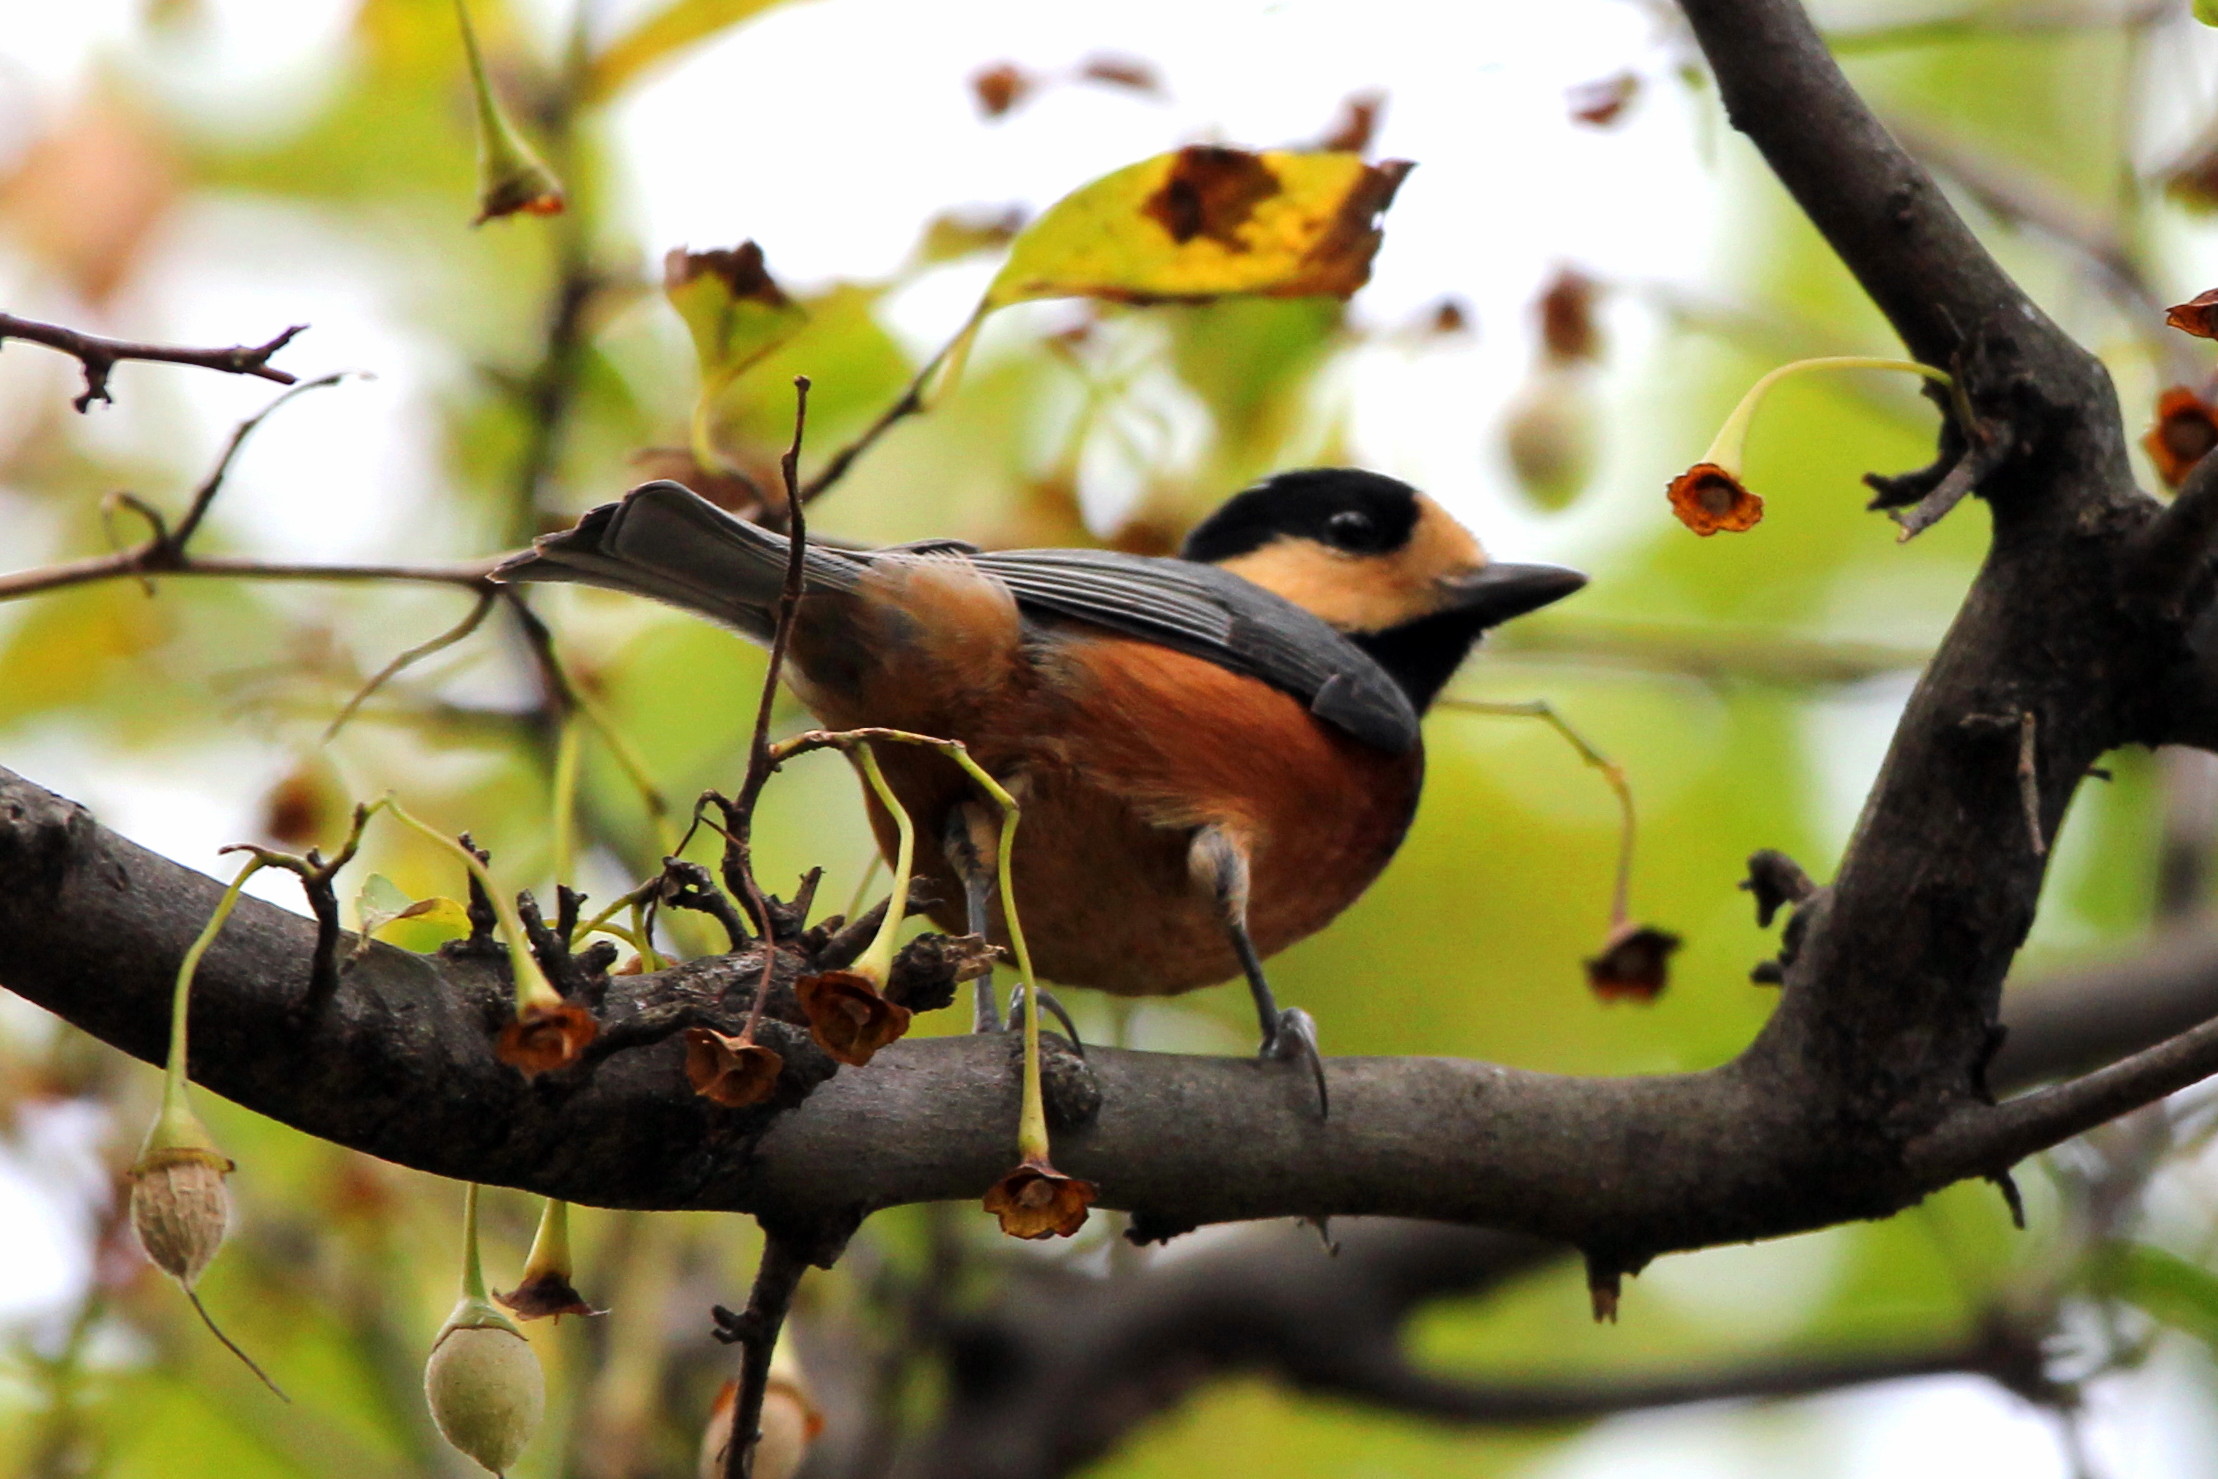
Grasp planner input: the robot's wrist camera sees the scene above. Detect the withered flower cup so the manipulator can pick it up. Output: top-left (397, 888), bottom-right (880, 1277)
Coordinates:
top-left (684, 1026), bottom-right (785, 1107)
top-left (984, 1157), bottom-right (1098, 1240)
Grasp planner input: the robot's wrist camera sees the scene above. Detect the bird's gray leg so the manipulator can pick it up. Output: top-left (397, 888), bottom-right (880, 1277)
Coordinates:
top-left (1190, 824), bottom-right (1328, 1117)
top-left (941, 805), bottom-right (999, 1033)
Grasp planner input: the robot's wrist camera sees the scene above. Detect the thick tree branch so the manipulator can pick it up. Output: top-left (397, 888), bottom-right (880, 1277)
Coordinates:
top-left (1677, 0), bottom-right (2066, 370)
top-left (0, 312), bottom-right (303, 412)
top-left (897, 1218), bottom-right (2053, 1479)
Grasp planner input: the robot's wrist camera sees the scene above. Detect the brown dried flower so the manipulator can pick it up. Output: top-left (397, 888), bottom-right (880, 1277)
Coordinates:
top-left (1585, 923), bottom-right (1682, 1003)
top-left (971, 63), bottom-right (1032, 118)
top-left (2166, 289), bottom-right (2218, 340)
top-left (493, 1271), bottom-right (602, 1322)
top-left (2144, 386), bottom-right (2218, 489)
top-left (795, 970), bottom-right (913, 1066)
top-left (495, 999), bottom-right (599, 1077)
top-left (1666, 462), bottom-right (1764, 535)
top-left (683, 1027), bottom-right (784, 1108)
top-left (983, 1158), bottom-right (1097, 1239)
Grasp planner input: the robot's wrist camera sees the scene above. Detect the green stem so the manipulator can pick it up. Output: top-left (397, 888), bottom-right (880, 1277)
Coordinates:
top-left (162, 858), bottom-right (267, 1128)
top-left (1702, 356), bottom-right (1954, 473)
top-left (851, 743), bottom-right (915, 985)
top-left (461, 1183), bottom-right (489, 1302)
top-left (521, 1198), bottom-right (571, 1281)
top-left (385, 796), bottom-right (559, 1016)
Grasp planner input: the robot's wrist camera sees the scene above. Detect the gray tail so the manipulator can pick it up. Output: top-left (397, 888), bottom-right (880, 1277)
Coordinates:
top-left (491, 480), bottom-right (860, 640)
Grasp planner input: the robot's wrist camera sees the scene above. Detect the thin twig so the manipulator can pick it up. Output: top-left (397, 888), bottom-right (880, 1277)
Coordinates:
top-left (0, 552), bottom-right (496, 605)
top-left (0, 311), bottom-right (304, 412)
top-left (716, 1233), bottom-right (811, 1479)
top-left (730, 378), bottom-right (813, 1045)
top-left (323, 590), bottom-right (500, 742)
top-left (799, 341), bottom-right (949, 504)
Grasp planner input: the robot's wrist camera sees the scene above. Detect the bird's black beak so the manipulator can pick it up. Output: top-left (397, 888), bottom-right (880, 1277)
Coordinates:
top-left (1440, 562), bottom-right (1587, 628)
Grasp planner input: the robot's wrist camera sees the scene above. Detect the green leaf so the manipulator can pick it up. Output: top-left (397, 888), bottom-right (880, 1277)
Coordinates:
top-left (355, 875), bottom-right (470, 948)
top-left (2198, 0), bottom-right (2218, 28)
top-left (984, 147), bottom-right (1413, 310)
top-left (2117, 1243), bottom-right (2218, 1348)
top-left (587, 0), bottom-right (811, 102)
top-left (665, 243), bottom-right (809, 394)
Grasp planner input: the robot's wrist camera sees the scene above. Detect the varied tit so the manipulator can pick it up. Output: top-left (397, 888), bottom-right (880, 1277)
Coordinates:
top-left (496, 468), bottom-right (1584, 1108)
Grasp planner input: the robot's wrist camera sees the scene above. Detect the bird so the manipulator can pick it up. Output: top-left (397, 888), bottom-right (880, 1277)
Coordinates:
top-left (494, 468), bottom-right (1584, 1108)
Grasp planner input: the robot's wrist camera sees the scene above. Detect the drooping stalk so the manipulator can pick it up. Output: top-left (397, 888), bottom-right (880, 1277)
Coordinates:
top-left (1700, 356), bottom-right (1952, 474)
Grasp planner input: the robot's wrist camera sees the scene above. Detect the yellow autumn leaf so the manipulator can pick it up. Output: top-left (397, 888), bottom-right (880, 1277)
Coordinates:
top-left (984, 146), bottom-right (1413, 310)
top-left (586, 0), bottom-right (811, 103)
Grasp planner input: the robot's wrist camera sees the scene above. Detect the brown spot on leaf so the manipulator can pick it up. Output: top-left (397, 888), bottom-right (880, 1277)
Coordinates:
top-left (1143, 146), bottom-right (1282, 248)
top-left (795, 970), bottom-right (913, 1066)
top-left (2167, 289), bottom-right (2218, 340)
top-left (1567, 72), bottom-right (1640, 127)
top-left (495, 1000), bottom-right (599, 1077)
top-left (1317, 91), bottom-right (1386, 155)
top-left (494, 1271), bottom-right (603, 1322)
top-left (683, 1027), bottom-right (784, 1108)
top-left (1289, 157), bottom-right (1412, 298)
top-left (664, 242), bottom-right (792, 311)
top-left (1585, 923), bottom-right (1681, 1003)
top-left (971, 62), bottom-right (1032, 118)
top-left (1666, 462), bottom-right (1763, 535)
top-left (2145, 386), bottom-right (2218, 489)
top-left (983, 1158), bottom-right (1097, 1239)
top-left (1537, 266), bottom-right (1601, 364)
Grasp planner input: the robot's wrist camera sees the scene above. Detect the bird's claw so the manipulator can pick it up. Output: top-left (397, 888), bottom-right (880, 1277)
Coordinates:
top-left (1261, 1006), bottom-right (1328, 1117)
top-left (1006, 985), bottom-right (1086, 1056)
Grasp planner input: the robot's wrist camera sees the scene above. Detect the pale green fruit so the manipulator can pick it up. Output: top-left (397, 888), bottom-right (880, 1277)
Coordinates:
top-left (425, 1319), bottom-right (545, 1475)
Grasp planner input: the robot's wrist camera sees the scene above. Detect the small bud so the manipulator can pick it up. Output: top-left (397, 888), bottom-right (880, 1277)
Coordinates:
top-left (454, 0), bottom-right (564, 225)
top-left (426, 1316), bottom-right (546, 1475)
top-left (1536, 267), bottom-right (1602, 365)
top-left (1501, 365), bottom-right (1596, 511)
top-left (983, 1157), bottom-right (1097, 1239)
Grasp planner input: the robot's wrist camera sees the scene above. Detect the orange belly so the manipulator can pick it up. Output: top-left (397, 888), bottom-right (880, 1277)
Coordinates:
top-left (795, 606), bottom-right (1422, 996)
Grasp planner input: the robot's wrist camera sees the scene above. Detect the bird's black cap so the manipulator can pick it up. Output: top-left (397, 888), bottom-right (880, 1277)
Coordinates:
top-left (1180, 469), bottom-right (1424, 563)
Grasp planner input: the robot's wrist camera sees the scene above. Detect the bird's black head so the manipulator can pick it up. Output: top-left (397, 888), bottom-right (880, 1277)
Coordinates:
top-left (1184, 468), bottom-right (1585, 712)
top-left (1181, 468), bottom-right (1424, 565)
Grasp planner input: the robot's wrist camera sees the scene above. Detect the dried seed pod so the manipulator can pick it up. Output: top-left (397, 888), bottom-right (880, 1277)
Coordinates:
top-left (1502, 365), bottom-right (1596, 511)
top-left (129, 1143), bottom-right (233, 1289)
top-left (426, 1313), bottom-right (545, 1476)
top-left (696, 1346), bottom-right (825, 1479)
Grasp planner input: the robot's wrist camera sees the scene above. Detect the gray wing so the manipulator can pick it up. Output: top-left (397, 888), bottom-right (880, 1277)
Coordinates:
top-left (968, 546), bottom-right (1421, 754)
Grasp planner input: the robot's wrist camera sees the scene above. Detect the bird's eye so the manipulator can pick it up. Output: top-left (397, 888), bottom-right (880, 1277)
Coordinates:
top-left (1324, 509), bottom-right (1377, 550)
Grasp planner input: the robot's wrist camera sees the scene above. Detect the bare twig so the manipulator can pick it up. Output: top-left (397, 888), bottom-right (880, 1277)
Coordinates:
top-left (323, 590), bottom-right (501, 743)
top-left (0, 311), bottom-right (304, 412)
top-left (729, 378), bottom-right (813, 1044)
top-left (714, 1233), bottom-right (811, 1479)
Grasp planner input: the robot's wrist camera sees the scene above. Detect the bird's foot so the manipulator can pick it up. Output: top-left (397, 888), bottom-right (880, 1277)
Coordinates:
top-left (1006, 985), bottom-right (1085, 1056)
top-left (1260, 1007), bottom-right (1328, 1118)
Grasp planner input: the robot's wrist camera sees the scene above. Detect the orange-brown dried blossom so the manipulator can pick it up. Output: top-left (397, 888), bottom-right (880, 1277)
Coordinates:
top-left (495, 1000), bottom-right (599, 1077)
top-left (1666, 463), bottom-right (1763, 535)
top-left (1537, 266), bottom-right (1601, 363)
top-left (2166, 289), bottom-right (2218, 340)
top-left (2144, 387), bottom-right (2218, 489)
top-left (983, 1159), bottom-right (1097, 1239)
top-left (795, 971), bottom-right (913, 1066)
top-left (970, 62), bottom-right (1032, 118)
top-left (494, 1271), bottom-right (602, 1322)
top-left (1585, 923), bottom-right (1682, 1003)
top-left (683, 1027), bottom-right (784, 1108)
